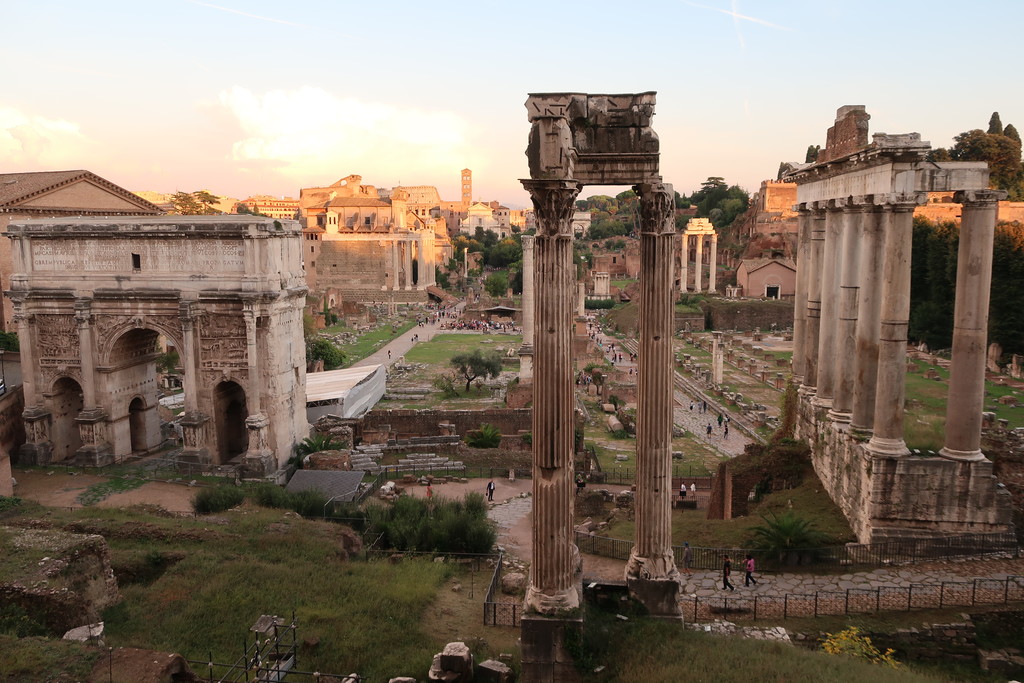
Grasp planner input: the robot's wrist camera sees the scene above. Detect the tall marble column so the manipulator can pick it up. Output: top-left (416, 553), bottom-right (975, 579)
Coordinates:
top-left (521, 178), bottom-right (581, 615)
top-left (712, 331), bottom-right (724, 384)
top-left (243, 303), bottom-right (274, 475)
top-left (402, 241), bottom-right (413, 291)
top-left (940, 190), bottom-right (1004, 461)
top-left (625, 182), bottom-right (682, 616)
top-left (74, 299), bottom-right (98, 411)
top-left (830, 201), bottom-right (865, 423)
top-left (679, 233), bottom-right (689, 292)
top-left (801, 208), bottom-right (826, 394)
top-left (415, 238), bottom-right (426, 289)
top-left (518, 235), bottom-right (536, 382)
top-left (867, 196), bottom-right (921, 457)
top-left (814, 200), bottom-right (844, 409)
top-left (694, 232), bottom-right (704, 292)
top-left (391, 240), bottom-right (400, 292)
top-left (179, 301), bottom-right (209, 463)
top-left (791, 207), bottom-right (812, 383)
top-left (851, 204), bottom-right (885, 434)
top-left (243, 305), bottom-right (262, 416)
top-left (73, 299), bottom-right (111, 465)
top-left (708, 233), bottom-right (718, 293)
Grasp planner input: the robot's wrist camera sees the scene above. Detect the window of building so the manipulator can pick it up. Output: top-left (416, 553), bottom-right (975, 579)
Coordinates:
top-left (131, 253), bottom-right (141, 270)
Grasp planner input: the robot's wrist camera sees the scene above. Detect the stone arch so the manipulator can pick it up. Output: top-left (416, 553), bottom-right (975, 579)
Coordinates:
top-left (47, 376), bottom-right (84, 462)
top-left (128, 396), bottom-right (148, 453)
top-left (103, 328), bottom-right (165, 457)
top-left (213, 380), bottom-right (248, 463)
top-left (98, 316), bottom-right (184, 365)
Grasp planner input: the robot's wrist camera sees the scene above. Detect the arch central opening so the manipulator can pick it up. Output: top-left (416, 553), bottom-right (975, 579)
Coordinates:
top-left (214, 380), bottom-right (248, 463)
top-left (49, 377), bottom-right (83, 462)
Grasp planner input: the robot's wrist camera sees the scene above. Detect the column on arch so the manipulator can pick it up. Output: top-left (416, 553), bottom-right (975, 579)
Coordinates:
top-left (940, 190), bottom-right (1004, 461)
top-left (521, 178), bottom-right (581, 615)
top-left (625, 182), bottom-right (682, 610)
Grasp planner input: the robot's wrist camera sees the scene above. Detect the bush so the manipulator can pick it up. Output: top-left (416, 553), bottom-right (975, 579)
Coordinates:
top-left (465, 423), bottom-right (501, 448)
top-left (192, 486), bottom-right (245, 514)
top-left (585, 298), bottom-right (616, 309)
top-left (367, 493), bottom-right (496, 554)
top-left (821, 627), bottom-right (901, 669)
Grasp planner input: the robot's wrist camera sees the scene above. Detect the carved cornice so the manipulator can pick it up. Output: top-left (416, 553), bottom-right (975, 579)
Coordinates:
top-left (520, 179), bottom-right (581, 238)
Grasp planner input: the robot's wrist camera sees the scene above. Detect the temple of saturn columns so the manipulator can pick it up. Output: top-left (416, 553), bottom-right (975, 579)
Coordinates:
top-left (520, 91), bottom-right (680, 681)
top-left (5, 216), bottom-right (308, 477)
top-left (784, 106), bottom-right (1013, 542)
top-left (679, 216), bottom-right (718, 293)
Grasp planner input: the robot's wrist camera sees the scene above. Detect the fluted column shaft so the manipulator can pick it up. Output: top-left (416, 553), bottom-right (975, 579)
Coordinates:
top-left (941, 190), bottom-right (1003, 460)
top-left (180, 306), bottom-right (199, 414)
top-left (415, 238), bottom-right (425, 289)
top-left (831, 202), bottom-right (865, 422)
top-left (867, 199), bottom-right (920, 456)
top-left (791, 208), bottom-right (812, 383)
top-left (243, 305), bottom-right (261, 415)
top-left (522, 179), bottom-right (581, 614)
top-left (14, 306), bottom-right (37, 408)
top-left (74, 300), bottom-right (98, 411)
top-left (694, 233), bottom-right (704, 292)
top-left (802, 210), bottom-right (826, 393)
top-left (402, 241), bottom-right (413, 290)
top-left (626, 183), bottom-right (681, 588)
top-left (519, 235), bottom-right (536, 379)
top-left (851, 206), bottom-right (884, 433)
top-left (709, 234), bottom-right (718, 293)
top-left (814, 201), bottom-right (844, 408)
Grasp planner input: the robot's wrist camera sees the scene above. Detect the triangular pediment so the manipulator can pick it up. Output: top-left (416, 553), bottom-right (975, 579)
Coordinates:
top-left (15, 178), bottom-right (157, 213)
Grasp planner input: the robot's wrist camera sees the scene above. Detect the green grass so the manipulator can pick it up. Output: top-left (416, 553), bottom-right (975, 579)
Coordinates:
top-left (602, 478), bottom-right (855, 549)
top-left (0, 634), bottom-right (100, 682)
top-left (404, 334), bottom-right (522, 365)
top-left (338, 319), bottom-right (417, 367)
top-left (580, 605), bottom-right (946, 682)
top-left (75, 476), bottom-right (148, 506)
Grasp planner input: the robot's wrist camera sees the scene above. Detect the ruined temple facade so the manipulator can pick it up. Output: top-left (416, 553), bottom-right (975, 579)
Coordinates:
top-left (4, 216), bottom-right (308, 476)
top-left (785, 106), bottom-right (1014, 542)
top-left (520, 92), bottom-right (681, 680)
top-left (299, 175), bottom-right (444, 302)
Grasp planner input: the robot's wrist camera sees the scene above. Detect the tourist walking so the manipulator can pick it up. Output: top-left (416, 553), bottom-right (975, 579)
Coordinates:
top-left (679, 482), bottom-right (686, 501)
top-left (722, 555), bottom-right (735, 591)
top-left (575, 472), bottom-right (586, 495)
top-left (690, 482), bottom-right (696, 495)
top-left (682, 542), bottom-right (693, 575)
top-left (485, 480), bottom-right (495, 502)
top-left (717, 413), bottom-right (723, 427)
top-left (744, 554), bottom-right (758, 586)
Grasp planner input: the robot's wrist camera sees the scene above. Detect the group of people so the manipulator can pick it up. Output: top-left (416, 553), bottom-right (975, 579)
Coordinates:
top-left (679, 543), bottom-right (759, 589)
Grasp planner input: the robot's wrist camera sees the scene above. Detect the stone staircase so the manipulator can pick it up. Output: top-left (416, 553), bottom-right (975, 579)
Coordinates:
top-left (348, 444), bottom-right (464, 475)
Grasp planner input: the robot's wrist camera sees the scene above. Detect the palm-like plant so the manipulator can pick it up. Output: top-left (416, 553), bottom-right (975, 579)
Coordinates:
top-left (748, 510), bottom-right (831, 566)
top-left (295, 434), bottom-right (345, 457)
top-left (465, 423), bottom-right (501, 449)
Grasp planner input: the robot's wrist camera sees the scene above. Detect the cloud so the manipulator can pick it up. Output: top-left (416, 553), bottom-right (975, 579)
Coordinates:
top-left (0, 106), bottom-right (98, 167)
top-left (218, 86), bottom-right (476, 185)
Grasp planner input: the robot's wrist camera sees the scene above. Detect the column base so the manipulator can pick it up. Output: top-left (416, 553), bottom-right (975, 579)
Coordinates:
top-left (74, 443), bottom-right (114, 468)
top-left (827, 408), bottom-right (852, 425)
top-left (848, 424), bottom-right (873, 440)
top-left (524, 583), bottom-right (580, 616)
top-left (180, 412), bottom-right (212, 464)
top-left (19, 441), bottom-right (53, 466)
top-left (937, 446), bottom-right (989, 463)
top-left (865, 436), bottom-right (910, 458)
top-left (243, 414), bottom-right (278, 478)
top-left (797, 384), bottom-right (817, 399)
top-left (812, 395), bottom-right (833, 411)
top-left (520, 611), bottom-right (584, 683)
top-left (625, 550), bottom-right (683, 617)
top-left (518, 345), bottom-right (534, 383)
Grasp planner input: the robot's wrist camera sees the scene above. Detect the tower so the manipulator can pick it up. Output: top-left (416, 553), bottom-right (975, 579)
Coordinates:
top-left (461, 168), bottom-right (472, 208)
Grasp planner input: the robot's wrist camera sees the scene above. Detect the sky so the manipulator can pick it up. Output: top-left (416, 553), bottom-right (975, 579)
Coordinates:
top-left (2, 1), bottom-right (1022, 209)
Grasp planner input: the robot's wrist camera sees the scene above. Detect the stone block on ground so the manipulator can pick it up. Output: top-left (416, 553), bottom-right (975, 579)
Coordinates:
top-left (477, 659), bottom-right (514, 683)
top-left (501, 572), bottom-right (527, 595)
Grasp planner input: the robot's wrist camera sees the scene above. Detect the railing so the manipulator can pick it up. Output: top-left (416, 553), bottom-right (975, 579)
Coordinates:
top-left (482, 550), bottom-right (521, 627)
top-left (576, 531), bottom-right (1021, 571)
top-left (683, 575), bottom-right (1024, 622)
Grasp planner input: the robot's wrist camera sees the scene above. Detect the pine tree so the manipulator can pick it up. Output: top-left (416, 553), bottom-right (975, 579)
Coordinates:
top-left (988, 111), bottom-right (1003, 135)
top-left (1004, 123), bottom-right (1021, 145)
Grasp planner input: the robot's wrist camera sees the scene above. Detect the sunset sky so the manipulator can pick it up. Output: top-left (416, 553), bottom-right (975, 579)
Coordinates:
top-left (3, 1), bottom-right (1021, 207)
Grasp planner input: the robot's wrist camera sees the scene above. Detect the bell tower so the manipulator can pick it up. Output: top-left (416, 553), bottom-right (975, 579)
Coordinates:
top-left (461, 168), bottom-right (472, 208)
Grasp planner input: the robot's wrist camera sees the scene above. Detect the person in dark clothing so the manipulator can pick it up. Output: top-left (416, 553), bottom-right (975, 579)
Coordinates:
top-left (722, 555), bottom-right (735, 591)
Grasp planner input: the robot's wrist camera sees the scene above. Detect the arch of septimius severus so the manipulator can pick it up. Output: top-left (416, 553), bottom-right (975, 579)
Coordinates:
top-left (519, 92), bottom-right (681, 680)
top-left (784, 106), bottom-right (1012, 542)
top-left (5, 216), bottom-right (308, 477)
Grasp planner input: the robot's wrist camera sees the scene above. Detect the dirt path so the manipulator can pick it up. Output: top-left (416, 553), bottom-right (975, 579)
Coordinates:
top-left (13, 469), bottom-right (197, 513)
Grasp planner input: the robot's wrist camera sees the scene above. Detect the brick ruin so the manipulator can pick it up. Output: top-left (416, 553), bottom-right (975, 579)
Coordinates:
top-left (784, 106), bottom-right (1014, 542)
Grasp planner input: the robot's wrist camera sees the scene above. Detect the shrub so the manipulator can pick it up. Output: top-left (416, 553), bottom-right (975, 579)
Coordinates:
top-left (367, 493), bottom-right (496, 554)
top-left (748, 510), bottom-right (831, 565)
top-left (821, 627), bottom-right (901, 669)
top-left (296, 434), bottom-right (344, 456)
top-left (192, 486), bottom-right (245, 514)
top-left (585, 298), bottom-right (616, 309)
top-left (466, 423), bottom-right (501, 448)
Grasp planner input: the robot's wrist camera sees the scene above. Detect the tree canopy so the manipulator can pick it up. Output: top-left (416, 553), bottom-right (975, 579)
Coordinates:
top-left (449, 349), bottom-right (503, 392)
top-left (930, 112), bottom-right (1024, 200)
top-left (171, 190), bottom-right (221, 215)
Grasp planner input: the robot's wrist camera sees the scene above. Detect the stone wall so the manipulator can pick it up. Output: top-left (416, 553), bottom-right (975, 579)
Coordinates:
top-left (704, 300), bottom-right (793, 331)
top-left (361, 408), bottom-right (532, 440)
top-left (791, 619), bottom-right (977, 663)
top-left (797, 398), bottom-right (1014, 542)
top-left (0, 387), bottom-right (24, 495)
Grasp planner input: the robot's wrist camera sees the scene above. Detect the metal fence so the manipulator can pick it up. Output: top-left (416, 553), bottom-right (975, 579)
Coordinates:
top-left (684, 575), bottom-right (1024, 622)
top-left (576, 531), bottom-right (1021, 571)
top-left (482, 550), bottom-right (521, 627)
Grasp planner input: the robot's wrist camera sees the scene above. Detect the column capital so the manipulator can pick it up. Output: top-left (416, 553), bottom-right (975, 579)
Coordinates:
top-left (74, 299), bottom-right (92, 327)
top-left (954, 189), bottom-right (1006, 207)
top-left (636, 182), bottom-right (675, 236)
top-left (872, 192), bottom-right (928, 210)
top-left (520, 179), bottom-right (581, 238)
top-left (521, 234), bottom-right (535, 250)
top-left (844, 196), bottom-right (872, 212)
